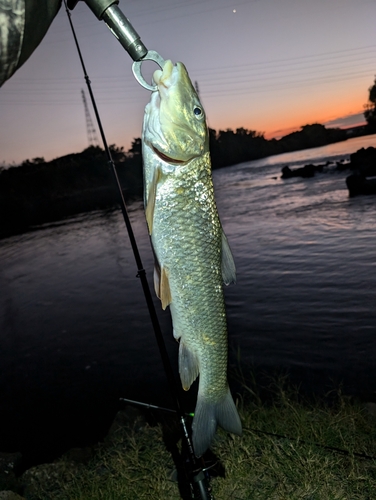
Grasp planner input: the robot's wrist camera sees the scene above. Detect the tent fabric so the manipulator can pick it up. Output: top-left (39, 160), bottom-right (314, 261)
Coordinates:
top-left (0, 0), bottom-right (61, 87)
top-left (0, 0), bottom-right (25, 85)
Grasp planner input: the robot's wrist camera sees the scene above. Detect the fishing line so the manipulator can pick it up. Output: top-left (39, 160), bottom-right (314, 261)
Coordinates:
top-left (120, 397), bottom-right (195, 417)
top-left (120, 396), bottom-right (376, 461)
top-left (243, 426), bottom-right (376, 461)
top-left (63, 2), bottom-right (213, 498)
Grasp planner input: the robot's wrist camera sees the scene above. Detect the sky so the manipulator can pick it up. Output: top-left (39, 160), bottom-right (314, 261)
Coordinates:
top-left (0, 0), bottom-right (375, 164)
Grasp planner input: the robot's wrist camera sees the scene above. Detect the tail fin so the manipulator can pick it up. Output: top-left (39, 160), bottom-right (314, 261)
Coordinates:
top-left (191, 388), bottom-right (242, 457)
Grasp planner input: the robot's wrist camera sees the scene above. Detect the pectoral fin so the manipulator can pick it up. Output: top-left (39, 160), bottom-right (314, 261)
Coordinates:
top-left (179, 341), bottom-right (199, 391)
top-left (145, 167), bottom-right (161, 234)
top-left (221, 230), bottom-right (236, 285)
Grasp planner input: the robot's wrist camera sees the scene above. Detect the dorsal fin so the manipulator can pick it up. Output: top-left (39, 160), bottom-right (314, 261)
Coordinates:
top-left (221, 230), bottom-right (236, 285)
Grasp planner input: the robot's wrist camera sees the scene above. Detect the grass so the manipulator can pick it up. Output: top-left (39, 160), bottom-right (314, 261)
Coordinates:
top-left (21, 377), bottom-right (376, 500)
top-left (210, 378), bottom-right (376, 499)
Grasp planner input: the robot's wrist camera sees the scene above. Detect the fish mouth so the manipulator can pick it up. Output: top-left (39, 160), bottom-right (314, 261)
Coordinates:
top-left (152, 146), bottom-right (187, 164)
top-left (153, 60), bottom-right (176, 90)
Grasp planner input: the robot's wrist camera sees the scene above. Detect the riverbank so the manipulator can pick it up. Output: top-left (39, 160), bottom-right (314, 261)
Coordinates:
top-left (0, 145), bottom-right (143, 238)
top-left (2, 380), bottom-right (375, 499)
top-left (1, 124), bottom-right (373, 239)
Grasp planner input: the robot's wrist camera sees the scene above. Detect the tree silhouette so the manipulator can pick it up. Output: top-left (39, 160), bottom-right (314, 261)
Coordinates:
top-left (364, 77), bottom-right (376, 131)
top-left (129, 138), bottom-right (142, 156)
top-left (0, 118), bottom-right (367, 237)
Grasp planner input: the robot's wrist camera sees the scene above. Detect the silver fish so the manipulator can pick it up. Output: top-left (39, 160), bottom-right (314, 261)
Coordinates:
top-left (142, 60), bottom-right (242, 457)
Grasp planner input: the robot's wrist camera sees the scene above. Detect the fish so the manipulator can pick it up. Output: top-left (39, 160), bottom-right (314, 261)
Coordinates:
top-left (141, 59), bottom-right (242, 457)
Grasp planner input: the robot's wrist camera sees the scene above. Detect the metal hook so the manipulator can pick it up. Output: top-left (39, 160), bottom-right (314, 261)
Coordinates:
top-left (132, 50), bottom-right (165, 91)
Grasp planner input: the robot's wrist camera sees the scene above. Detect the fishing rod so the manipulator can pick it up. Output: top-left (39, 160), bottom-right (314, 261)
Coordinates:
top-left (119, 397), bottom-right (195, 417)
top-left (64, 1), bottom-right (214, 498)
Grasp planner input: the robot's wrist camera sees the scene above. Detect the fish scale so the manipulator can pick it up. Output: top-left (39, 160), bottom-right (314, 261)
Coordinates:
top-left (154, 154), bottom-right (228, 400)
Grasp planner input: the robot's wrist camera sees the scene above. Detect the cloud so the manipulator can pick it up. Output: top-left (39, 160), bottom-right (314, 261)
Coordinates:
top-left (265, 125), bottom-right (302, 140)
top-left (265, 110), bottom-right (367, 140)
top-left (323, 111), bottom-right (366, 129)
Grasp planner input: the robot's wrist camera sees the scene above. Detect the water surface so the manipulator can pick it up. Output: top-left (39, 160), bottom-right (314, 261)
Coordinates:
top-left (1, 134), bottom-right (375, 459)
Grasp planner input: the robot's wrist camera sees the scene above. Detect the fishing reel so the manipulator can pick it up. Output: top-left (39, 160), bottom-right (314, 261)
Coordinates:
top-left (67, 0), bottom-right (165, 90)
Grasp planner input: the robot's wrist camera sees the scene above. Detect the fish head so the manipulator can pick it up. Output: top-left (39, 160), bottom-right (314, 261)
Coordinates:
top-left (143, 60), bottom-right (208, 164)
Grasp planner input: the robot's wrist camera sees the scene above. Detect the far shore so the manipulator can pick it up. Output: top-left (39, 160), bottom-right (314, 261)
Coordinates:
top-left (0, 123), bottom-right (373, 239)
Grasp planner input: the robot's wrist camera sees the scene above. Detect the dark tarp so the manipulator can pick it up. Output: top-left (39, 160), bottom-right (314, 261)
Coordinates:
top-left (0, 0), bottom-right (61, 86)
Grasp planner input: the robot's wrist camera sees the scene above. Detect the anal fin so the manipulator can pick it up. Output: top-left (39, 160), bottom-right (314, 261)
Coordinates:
top-left (179, 341), bottom-right (199, 391)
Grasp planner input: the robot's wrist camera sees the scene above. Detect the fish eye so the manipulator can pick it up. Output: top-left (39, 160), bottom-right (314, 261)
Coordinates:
top-left (193, 106), bottom-right (204, 119)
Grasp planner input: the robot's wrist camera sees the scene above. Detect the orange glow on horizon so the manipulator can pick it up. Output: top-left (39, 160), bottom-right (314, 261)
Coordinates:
top-left (244, 96), bottom-right (367, 140)
top-left (205, 85), bottom-right (369, 143)
top-left (264, 116), bottom-right (367, 140)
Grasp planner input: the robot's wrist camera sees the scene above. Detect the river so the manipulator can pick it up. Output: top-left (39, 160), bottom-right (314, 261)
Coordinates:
top-left (1, 133), bottom-right (375, 463)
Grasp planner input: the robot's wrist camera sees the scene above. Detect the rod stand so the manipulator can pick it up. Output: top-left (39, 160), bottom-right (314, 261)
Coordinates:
top-left (67, 0), bottom-right (148, 60)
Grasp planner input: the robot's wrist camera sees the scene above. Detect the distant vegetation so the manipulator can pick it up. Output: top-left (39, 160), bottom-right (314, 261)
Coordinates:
top-left (0, 123), bottom-right (372, 237)
top-left (209, 123), bottom-right (351, 169)
top-left (364, 76), bottom-right (376, 131)
top-left (0, 143), bottom-right (142, 236)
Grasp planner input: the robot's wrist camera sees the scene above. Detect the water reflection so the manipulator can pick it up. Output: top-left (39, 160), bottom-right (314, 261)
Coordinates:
top-left (241, 133), bottom-right (376, 168)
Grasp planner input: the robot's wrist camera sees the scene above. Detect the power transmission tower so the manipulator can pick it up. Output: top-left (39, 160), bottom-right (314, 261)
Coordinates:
top-left (195, 80), bottom-right (211, 128)
top-left (81, 89), bottom-right (99, 147)
top-left (194, 80), bottom-right (200, 98)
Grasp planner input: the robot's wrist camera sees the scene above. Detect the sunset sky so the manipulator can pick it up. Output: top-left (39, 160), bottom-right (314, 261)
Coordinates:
top-left (0, 0), bottom-right (375, 164)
